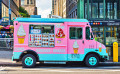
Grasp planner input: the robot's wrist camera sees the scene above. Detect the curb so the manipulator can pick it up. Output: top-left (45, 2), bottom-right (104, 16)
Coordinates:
top-left (0, 62), bottom-right (22, 66)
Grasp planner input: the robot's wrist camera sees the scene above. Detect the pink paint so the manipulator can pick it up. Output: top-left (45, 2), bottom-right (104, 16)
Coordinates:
top-left (13, 21), bottom-right (103, 55)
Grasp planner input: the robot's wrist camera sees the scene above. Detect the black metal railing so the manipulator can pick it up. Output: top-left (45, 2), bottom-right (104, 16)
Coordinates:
top-left (0, 38), bottom-right (13, 50)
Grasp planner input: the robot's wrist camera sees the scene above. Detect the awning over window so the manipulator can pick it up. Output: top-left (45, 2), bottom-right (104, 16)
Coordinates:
top-left (0, 25), bottom-right (14, 30)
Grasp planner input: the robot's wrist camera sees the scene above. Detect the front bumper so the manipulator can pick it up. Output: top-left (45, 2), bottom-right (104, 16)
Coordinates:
top-left (100, 55), bottom-right (109, 62)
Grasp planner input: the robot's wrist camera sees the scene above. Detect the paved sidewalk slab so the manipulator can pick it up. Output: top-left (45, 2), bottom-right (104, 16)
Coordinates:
top-left (0, 59), bottom-right (21, 66)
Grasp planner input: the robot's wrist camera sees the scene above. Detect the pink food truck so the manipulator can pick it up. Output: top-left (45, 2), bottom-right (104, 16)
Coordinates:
top-left (12, 18), bottom-right (109, 68)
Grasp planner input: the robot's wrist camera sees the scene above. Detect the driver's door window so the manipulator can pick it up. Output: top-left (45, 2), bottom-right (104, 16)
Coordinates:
top-left (70, 27), bottom-right (82, 39)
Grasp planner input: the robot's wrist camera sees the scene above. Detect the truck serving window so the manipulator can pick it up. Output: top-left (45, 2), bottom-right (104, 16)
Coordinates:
top-left (70, 27), bottom-right (82, 39)
top-left (29, 25), bottom-right (55, 47)
top-left (86, 27), bottom-right (90, 40)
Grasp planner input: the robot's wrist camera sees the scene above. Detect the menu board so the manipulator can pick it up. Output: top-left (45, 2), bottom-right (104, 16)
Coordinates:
top-left (29, 34), bottom-right (55, 47)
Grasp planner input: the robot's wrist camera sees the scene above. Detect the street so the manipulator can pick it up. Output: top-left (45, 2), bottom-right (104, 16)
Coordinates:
top-left (1, 63), bottom-right (120, 74)
top-left (0, 51), bottom-right (120, 74)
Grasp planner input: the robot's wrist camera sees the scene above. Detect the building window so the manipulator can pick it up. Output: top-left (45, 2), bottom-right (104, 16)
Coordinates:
top-left (106, 26), bottom-right (120, 46)
top-left (27, 0), bottom-right (29, 4)
top-left (107, 2), bottom-right (117, 19)
top-left (92, 3), bottom-right (98, 18)
top-left (114, 2), bottom-right (117, 19)
top-left (89, 3), bottom-right (92, 18)
top-left (21, 0), bottom-right (24, 5)
top-left (85, 3), bottom-right (87, 19)
top-left (31, 0), bottom-right (33, 4)
top-left (92, 27), bottom-right (104, 44)
top-left (99, 3), bottom-right (104, 18)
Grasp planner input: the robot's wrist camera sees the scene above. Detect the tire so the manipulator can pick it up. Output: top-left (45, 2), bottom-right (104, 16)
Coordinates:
top-left (22, 54), bottom-right (36, 68)
top-left (85, 54), bottom-right (99, 67)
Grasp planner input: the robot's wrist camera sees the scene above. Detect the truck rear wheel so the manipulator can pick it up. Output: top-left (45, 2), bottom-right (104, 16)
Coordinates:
top-left (85, 54), bottom-right (99, 67)
top-left (22, 54), bottom-right (36, 68)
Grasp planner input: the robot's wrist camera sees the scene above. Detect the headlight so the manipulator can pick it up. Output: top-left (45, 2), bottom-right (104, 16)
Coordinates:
top-left (106, 49), bottom-right (108, 53)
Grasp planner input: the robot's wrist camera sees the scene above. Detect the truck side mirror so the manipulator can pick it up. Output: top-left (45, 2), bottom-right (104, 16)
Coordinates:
top-left (91, 38), bottom-right (93, 40)
top-left (91, 33), bottom-right (94, 40)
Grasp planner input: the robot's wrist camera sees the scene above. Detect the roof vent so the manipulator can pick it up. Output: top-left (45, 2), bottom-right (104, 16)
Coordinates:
top-left (51, 15), bottom-right (62, 18)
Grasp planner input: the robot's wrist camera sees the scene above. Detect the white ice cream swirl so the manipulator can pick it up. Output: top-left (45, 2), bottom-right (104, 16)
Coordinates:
top-left (73, 41), bottom-right (79, 48)
top-left (17, 24), bottom-right (26, 36)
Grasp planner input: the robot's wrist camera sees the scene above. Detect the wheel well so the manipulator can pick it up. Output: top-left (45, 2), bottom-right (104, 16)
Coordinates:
top-left (84, 52), bottom-right (100, 61)
top-left (20, 50), bottom-right (39, 61)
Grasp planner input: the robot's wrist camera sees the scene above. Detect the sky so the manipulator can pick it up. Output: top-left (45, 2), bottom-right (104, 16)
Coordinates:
top-left (36, 0), bottom-right (52, 18)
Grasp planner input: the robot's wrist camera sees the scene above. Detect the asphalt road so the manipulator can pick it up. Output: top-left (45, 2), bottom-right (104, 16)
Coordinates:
top-left (1, 64), bottom-right (120, 74)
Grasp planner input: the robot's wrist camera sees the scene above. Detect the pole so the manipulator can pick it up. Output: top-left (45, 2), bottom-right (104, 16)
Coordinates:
top-left (77, 0), bottom-right (84, 19)
top-left (87, 0), bottom-right (89, 20)
top-left (9, 0), bottom-right (11, 25)
top-left (103, 0), bottom-right (106, 20)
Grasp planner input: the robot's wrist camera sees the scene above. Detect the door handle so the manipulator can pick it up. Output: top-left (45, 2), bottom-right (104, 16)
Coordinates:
top-left (82, 40), bottom-right (84, 44)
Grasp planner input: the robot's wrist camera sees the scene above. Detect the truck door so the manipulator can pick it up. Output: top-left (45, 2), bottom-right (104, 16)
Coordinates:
top-left (68, 26), bottom-right (85, 61)
top-left (84, 27), bottom-right (97, 52)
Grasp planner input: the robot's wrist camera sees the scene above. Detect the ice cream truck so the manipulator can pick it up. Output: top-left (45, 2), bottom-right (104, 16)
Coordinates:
top-left (12, 18), bottom-right (109, 68)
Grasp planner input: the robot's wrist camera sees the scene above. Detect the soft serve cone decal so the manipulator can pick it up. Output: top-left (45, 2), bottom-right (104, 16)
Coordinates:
top-left (73, 41), bottom-right (79, 54)
top-left (17, 24), bottom-right (26, 44)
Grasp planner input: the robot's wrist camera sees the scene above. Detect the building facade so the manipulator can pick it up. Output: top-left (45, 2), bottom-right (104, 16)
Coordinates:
top-left (52, 0), bottom-right (57, 15)
top-left (66, 0), bottom-right (120, 57)
top-left (63, 0), bottom-right (66, 18)
top-left (52, 0), bottom-right (66, 18)
top-left (0, 0), bottom-right (20, 20)
top-left (21, 0), bottom-right (37, 15)
top-left (66, 0), bottom-right (77, 18)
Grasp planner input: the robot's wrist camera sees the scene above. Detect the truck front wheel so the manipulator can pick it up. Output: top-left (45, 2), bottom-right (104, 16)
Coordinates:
top-left (85, 54), bottom-right (99, 67)
top-left (22, 54), bottom-right (36, 68)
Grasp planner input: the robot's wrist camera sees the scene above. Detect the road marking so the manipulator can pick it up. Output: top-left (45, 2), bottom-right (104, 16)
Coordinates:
top-left (0, 67), bottom-right (6, 71)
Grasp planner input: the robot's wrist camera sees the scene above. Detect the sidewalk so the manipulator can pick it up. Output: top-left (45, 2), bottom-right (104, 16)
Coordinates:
top-left (0, 59), bottom-right (21, 66)
top-left (0, 50), bottom-right (21, 66)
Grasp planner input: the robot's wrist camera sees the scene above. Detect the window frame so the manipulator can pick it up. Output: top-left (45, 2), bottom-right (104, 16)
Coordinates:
top-left (69, 27), bottom-right (83, 40)
top-left (29, 25), bottom-right (55, 34)
top-left (29, 24), bottom-right (55, 48)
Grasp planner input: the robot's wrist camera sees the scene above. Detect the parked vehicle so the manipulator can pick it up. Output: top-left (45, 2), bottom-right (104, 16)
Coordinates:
top-left (12, 18), bottom-right (109, 68)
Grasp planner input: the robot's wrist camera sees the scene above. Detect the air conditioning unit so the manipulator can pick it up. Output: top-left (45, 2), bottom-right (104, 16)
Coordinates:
top-left (51, 15), bottom-right (62, 18)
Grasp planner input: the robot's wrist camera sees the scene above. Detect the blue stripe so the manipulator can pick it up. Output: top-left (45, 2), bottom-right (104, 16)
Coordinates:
top-left (13, 52), bottom-right (22, 59)
top-left (12, 49), bottom-right (108, 61)
top-left (14, 18), bottom-right (89, 23)
top-left (38, 54), bottom-right (67, 61)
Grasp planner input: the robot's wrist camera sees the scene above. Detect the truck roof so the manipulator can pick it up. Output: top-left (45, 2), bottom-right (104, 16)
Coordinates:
top-left (14, 18), bottom-right (89, 23)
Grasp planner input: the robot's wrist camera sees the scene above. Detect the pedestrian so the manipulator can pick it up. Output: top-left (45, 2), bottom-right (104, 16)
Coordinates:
top-left (0, 34), bottom-right (2, 38)
top-left (5, 34), bottom-right (9, 38)
top-left (2, 34), bottom-right (5, 38)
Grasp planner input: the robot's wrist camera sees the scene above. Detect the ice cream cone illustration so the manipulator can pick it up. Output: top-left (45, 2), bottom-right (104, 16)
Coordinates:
top-left (73, 41), bottom-right (79, 54)
top-left (99, 44), bottom-right (102, 52)
top-left (17, 25), bottom-right (26, 44)
top-left (56, 28), bottom-right (65, 38)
